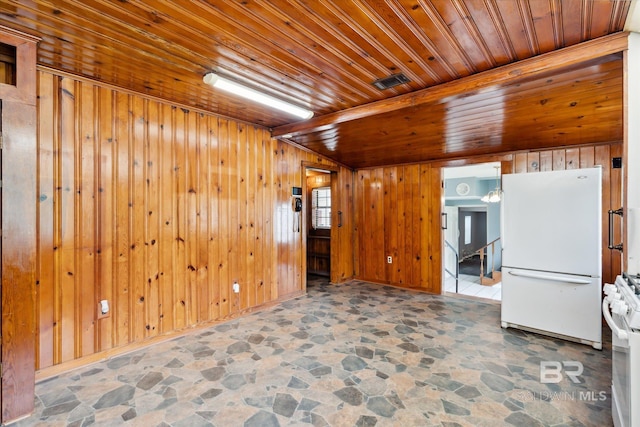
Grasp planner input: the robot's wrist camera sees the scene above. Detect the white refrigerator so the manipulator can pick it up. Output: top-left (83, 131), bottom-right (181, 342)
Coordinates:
top-left (501, 167), bottom-right (602, 349)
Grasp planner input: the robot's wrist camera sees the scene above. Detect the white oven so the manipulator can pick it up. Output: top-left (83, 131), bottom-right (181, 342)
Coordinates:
top-left (603, 275), bottom-right (640, 427)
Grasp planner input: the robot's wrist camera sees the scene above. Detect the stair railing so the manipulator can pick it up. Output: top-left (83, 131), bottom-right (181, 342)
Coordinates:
top-left (444, 239), bottom-right (459, 292)
top-left (459, 237), bottom-right (501, 284)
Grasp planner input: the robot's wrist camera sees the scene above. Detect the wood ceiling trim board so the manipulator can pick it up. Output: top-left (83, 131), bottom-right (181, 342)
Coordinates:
top-left (149, 1), bottom-right (346, 107)
top-left (9, 1), bottom-right (218, 84)
top-left (262, 0), bottom-right (392, 97)
top-left (450, 0), bottom-right (497, 69)
top-left (290, 0), bottom-right (424, 92)
top-left (88, 0), bottom-right (334, 111)
top-left (214, 0), bottom-right (379, 103)
top-left (560, 0), bottom-right (585, 46)
top-left (483, 0), bottom-right (518, 63)
top-left (526, 1), bottom-right (558, 53)
top-left (354, 0), bottom-right (441, 86)
top-left (320, 0), bottom-right (429, 93)
top-left (292, 3), bottom-right (416, 89)
top-left (517, 0), bottom-right (539, 56)
top-left (418, 0), bottom-right (477, 75)
top-left (272, 32), bottom-right (629, 138)
top-left (386, 2), bottom-right (457, 82)
top-left (550, 0), bottom-right (564, 48)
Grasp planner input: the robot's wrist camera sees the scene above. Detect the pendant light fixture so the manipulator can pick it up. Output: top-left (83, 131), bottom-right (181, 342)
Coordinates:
top-left (481, 166), bottom-right (502, 203)
top-left (203, 72), bottom-right (314, 120)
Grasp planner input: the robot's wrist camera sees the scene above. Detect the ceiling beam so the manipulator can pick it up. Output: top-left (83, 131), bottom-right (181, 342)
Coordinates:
top-left (272, 32), bottom-right (630, 138)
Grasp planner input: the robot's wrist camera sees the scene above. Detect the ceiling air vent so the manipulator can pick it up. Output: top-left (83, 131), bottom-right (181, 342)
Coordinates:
top-left (372, 73), bottom-right (411, 90)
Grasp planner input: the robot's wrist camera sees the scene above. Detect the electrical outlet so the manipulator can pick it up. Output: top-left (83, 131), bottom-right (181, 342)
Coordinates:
top-left (97, 299), bottom-right (110, 319)
top-left (387, 256), bottom-right (392, 264)
top-left (232, 282), bottom-right (240, 293)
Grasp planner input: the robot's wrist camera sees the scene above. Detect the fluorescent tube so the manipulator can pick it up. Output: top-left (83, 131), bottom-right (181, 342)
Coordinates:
top-left (203, 72), bottom-right (313, 120)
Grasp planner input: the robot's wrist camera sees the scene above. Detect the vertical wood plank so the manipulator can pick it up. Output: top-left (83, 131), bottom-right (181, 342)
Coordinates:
top-left (185, 110), bottom-right (198, 326)
top-left (565, 147), bottom-right (580, 169)
top-left (97, 86), bottom-right (115, 351)
top-left (228, 121), bottom-right (240, 311)
top-left (174, 107), bottom-right (187, 329)
top-left (579, 146), bottom-right (596, 168)
top-left (237, 123), bottom-right (249, 310)
top-left (114, 91), bottom-right (130, 347)
top-left (196, 113), bottom-right (209, 322)
top-left (78, 82), bottom-right (96, 357)
top-left (158, 104), bottom-right (175, 334)
top-left (595, 144), bottom-right (612, 284)
top-left (218, 118), bottom-right (230, 317)
top-left (247, 126), bottom-right (257, 309)
top-left (208, 117), bottom-right (220, 320)
top-left (539, 150), bottom-right (553, 171)
top-left (410, 165), bottom-right (422, 287)
top-left (372, 168), bottom-right (385, 281)
top-left (526, 152), bottom-right (540, 172)
top-left (384, 167), bottom-right (398, 284)
top-left (130, 96), bottom-right (146, 343)
top-left (552, 149), bottom-right (566, 170)
top-left (610, 143), bottom-right (623, 281)
top-left (36, 72), bottom-right (55, 368)
top-left (145, 100), bottom-right (160, 337)
top-left (266, 136), bottom-right (276, 302)
top-left (513, 152), bottom-right (528, 173)
top-left (254, 132), bottom-right (265, 305)
top-left (59, 77), bottom-right (77, 362)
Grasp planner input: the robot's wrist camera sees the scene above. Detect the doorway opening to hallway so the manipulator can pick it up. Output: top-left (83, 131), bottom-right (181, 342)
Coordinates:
top-left (442, 162), bottom-right (502, 301)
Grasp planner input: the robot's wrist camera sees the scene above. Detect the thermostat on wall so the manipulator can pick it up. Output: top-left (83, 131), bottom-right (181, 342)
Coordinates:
top-left (292, 187), bottom-right (302, 196)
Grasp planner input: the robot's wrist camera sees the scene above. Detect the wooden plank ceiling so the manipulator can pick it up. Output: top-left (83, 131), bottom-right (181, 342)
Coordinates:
top-left (0, 0), bottom-right (631, 168)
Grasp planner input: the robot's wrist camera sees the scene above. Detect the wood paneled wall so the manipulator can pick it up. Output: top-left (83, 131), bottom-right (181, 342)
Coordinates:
top-left (35, 70), bottom-right (348, 372)
top-left (354, 164), bottom-right (441, 293)
top-left (354, 143), bottom-right (622, 291)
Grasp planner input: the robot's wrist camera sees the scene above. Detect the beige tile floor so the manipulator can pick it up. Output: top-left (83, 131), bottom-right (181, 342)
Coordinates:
top-left (13, 277), bottom-right (611, 427)
top-left (444, 274), bottom-right (502, 301)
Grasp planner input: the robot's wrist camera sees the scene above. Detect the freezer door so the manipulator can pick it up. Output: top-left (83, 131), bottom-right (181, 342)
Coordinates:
top-left (501, 267), bottom-right (602, 345)
top-left (501, 167), bottom-right (602, 276)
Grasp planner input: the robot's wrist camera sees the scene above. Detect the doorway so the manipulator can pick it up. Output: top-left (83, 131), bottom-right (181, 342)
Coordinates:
top-left (458, 208), bottom-right (487, 274)
top-left (442, 162), bottom-right (502, 301)
top-left (304, 166), bottom-right (336, 289)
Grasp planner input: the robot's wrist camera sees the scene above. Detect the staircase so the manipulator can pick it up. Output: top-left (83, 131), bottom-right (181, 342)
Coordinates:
top-left (460, 237), bottom-right (501, 286)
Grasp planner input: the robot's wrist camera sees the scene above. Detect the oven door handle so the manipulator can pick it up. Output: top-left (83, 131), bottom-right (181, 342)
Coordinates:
top-left (602, 299), bottom-right (629, 341)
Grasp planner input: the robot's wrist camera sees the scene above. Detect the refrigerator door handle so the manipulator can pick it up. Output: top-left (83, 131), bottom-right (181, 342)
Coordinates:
top-left (607, 207), bottom-right (623, 251)
top-left (508, 270), bottom-right (592, 285)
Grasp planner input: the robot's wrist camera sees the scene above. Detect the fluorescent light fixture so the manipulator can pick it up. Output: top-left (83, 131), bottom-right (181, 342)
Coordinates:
top-left (203, 72), bottom-right (313, 120)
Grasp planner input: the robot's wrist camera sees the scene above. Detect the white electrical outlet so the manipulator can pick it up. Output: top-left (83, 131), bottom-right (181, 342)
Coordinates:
top-left (387, 256), bottom-right (392, 264)
top-left (98, 299), bottom-right (110, 318)
top-left (232, 282), bottom-right (240, 293)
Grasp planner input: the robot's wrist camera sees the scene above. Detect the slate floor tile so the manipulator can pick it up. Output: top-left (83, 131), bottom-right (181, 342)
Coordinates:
top-left (14, 279), bottom-right (612, 427)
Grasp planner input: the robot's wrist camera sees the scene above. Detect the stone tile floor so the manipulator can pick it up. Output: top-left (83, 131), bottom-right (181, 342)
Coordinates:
top-left (14, 278), bottom-right (612, 426)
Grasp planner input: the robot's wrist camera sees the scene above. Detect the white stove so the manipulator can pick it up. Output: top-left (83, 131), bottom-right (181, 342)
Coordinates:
top-left (605, 274), bottom-right (640, 330)
top-left (603, 274), bottom-right (640, 427)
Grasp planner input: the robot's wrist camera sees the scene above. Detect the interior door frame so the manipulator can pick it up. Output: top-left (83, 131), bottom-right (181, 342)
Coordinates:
top-left (0, 25), bottom-right (39, 423)
top-left (436, 155), bottom-right (514, 295)
top-left (301, 162), bottom-right (338, 291)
